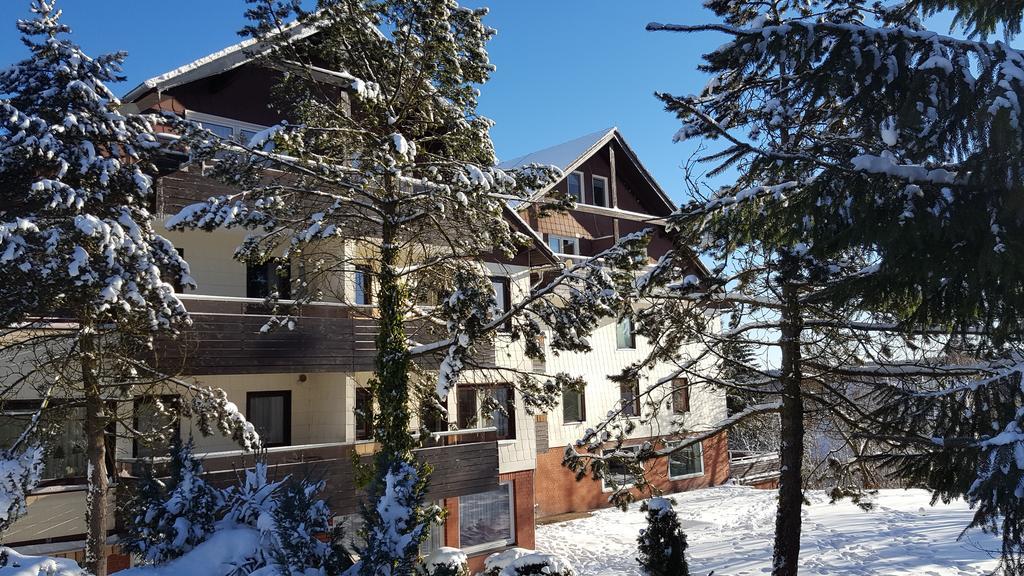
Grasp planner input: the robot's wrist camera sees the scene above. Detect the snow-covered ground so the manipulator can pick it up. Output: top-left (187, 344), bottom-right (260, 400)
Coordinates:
top-left (536, 485), bottom-right (1001, 576)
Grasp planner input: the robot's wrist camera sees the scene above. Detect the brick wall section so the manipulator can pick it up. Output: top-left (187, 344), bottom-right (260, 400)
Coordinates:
top-left (443, 469), bottom-right (536, 574)
top-left (534, 431), bottom-right (729, 519)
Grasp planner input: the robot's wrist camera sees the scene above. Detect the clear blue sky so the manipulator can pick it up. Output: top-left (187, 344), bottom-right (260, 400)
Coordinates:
top-left (0, 1), bottom-right (724, 205)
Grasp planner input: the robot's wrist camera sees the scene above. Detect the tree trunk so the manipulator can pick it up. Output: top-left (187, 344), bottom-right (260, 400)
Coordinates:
top-left (81, 327), bottom-right (109, 576)
top-left (772, 276), bottom-right (804, 576)
top-left (372, 213), bottom-right (413, 457)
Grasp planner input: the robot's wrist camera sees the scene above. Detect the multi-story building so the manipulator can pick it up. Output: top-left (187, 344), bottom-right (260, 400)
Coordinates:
top-left (2, 34), bottom-right (728, 572)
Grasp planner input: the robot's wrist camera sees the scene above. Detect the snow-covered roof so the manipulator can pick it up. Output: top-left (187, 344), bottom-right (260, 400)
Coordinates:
top-left (498, 127), bottom-right (676, 213)
top-left (123, 20), bottom-right (319, 103)
top-left (498, 127), bottom-right (615, 172)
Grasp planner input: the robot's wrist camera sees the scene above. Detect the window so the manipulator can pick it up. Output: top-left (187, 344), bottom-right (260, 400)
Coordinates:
top-left (355, 388), bottom-right (373, 441)
top-left (0, 401), bottom-right (87, 482)
top-left (562, 387), bottom-right (585, 423)
top-left (247, 259), bottom-right (291, 300)
top-left (354, 265), bottom-right (373, 305)
top-left (667, 440), bottom-right (704, 479)
top-left (591, 175), bottom-right (609, 207)
top-left (490, 276), bottom-right (511, 331)
top-left (133, 396), bottom-right (181, 459)
top-left (620, 378), bottom-right (640, 418)
top-left (456, 385), bottom-right (515, 440)
top-left (420, 503), bottom-right (446, 555)
top-left (246, 391), bottom-right (291, 447)
top-left (566, 171), bottom-right (583, 203)
top-left (602, 446), bottom-right (639, 491)
top-left (420, 402), bottom-right (449, 435)
top-left (199, 121), bottom-right (235, 139)
top-left (547, 234), bottom-right (579, 255)
top-left (672, 378), bottom-right (690, 414)
top-left (187, 111), bottom-right (266, 144)
top-left (459, 482), bottom-right (514, 552)
top-left (616, 315), bottom-right (636, 349)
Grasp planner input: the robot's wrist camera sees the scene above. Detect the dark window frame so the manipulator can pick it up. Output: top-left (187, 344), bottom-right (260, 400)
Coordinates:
top-left (672, 378), bottom-right (690, 415)
top-left (456, 384), bottom-right (516, 440)
top-left (354, 265), bottom-right (373, 306)
top-left (561, 387), bottom-right (586, 423)
top-left (246, 390), bottom-right (292, 448)
top-left (355, 387), bottom-right (373, 441)
top-left (132, 394), bottom-right (182, 459)
top-left (246, 258), bottom-right (291, 300)
top-left (490, 276), bottom-right (512, 332)
top-left (619, 379), bottom-right (641, 418)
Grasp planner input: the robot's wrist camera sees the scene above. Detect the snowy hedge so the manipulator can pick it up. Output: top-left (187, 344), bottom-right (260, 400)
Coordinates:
top-left (417, 547), bottom-right (469, 576)
top-left (119, 442), bottom-right (352, 576)
top-left (0, 548), bottom-right (84, 576)
top-left (482, 548), bottom-right (575, 576)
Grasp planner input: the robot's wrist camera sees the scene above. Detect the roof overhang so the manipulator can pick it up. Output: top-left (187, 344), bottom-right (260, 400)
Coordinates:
top-left (123, 20), bottom-right (320, 104)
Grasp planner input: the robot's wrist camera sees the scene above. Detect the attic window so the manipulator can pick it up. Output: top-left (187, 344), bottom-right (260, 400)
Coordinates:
top-left (567, 172), bottom-right (584, 203)
top-left (548, 235), bottom-right (579, 255)
top-left (592, 175), bottom-right (609, 207)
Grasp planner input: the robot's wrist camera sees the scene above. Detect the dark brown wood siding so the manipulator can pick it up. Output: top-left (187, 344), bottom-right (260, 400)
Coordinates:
top-left (119, 438), bottom-right (499, 517)
top-left (155, 298), bottom-right (495, 376)
top-left (525, 139), bottom-right (678, 261)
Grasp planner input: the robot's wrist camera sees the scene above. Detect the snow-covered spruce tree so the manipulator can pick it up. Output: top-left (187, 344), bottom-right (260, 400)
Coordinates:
top-left (0, 3), bottom-right (257, 573)
top-left (564, 238), bottom-right (975, 574)
top-left (168, 1), bottom-right (647, 574)
top-left (121, 439), bottom-right (223, 565)
top-left (637, 497), bottom-right (688, 576)
top-left (643, 1), bottom-right (1024, 572)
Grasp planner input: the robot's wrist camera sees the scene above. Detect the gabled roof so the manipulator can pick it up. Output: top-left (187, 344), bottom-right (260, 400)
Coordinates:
top-left (498, 127), bottom-right (614, 173)
top-left (498, 127), bottom-right (677, 213)
top-left (123, 20), bottom-right (319, 103)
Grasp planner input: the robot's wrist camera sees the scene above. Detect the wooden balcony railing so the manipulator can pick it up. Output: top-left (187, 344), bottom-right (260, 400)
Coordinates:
top-left (116, 429), bottom-right (499, 515)
top-left (153, 294), bottom-right (495, 376)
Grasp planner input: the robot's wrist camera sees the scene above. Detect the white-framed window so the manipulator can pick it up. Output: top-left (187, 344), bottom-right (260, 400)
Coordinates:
top-left (602, 445), bottom-right (640, 491)
top-left (459, 482), bottom-right (515, 553)
top-left (547, 234), bottom-right (579, 255)
top-left (566, 171), bottom-right (584, 203)
top-left (185, 110), bottom-right (265, 144)
top-left (591, 175), bottom-right (609, 207)
top-left (667, 440), bottom-right (704, 479)
top-left (616, 315), bottom-right (636, 349)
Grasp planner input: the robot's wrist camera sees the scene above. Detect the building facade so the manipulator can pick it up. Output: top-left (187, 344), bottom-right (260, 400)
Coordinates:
top-left (2, 35), bottom-right (729, 572)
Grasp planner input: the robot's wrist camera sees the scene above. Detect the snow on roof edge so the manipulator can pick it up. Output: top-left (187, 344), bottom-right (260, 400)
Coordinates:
top-left (123, 20), bottom-right (317, 103)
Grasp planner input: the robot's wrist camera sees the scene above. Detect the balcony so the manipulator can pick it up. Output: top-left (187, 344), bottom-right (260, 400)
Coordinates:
top-left (154, 294), bottom-right (495, 376)
top-left (116, 429), bottom-right (500, 516)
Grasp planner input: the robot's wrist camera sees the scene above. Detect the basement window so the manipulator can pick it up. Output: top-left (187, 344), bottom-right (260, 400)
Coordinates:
top-left (459, 482), bottom-right (515, 552)
top-left (667, 440), bottom-right (704, 479)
